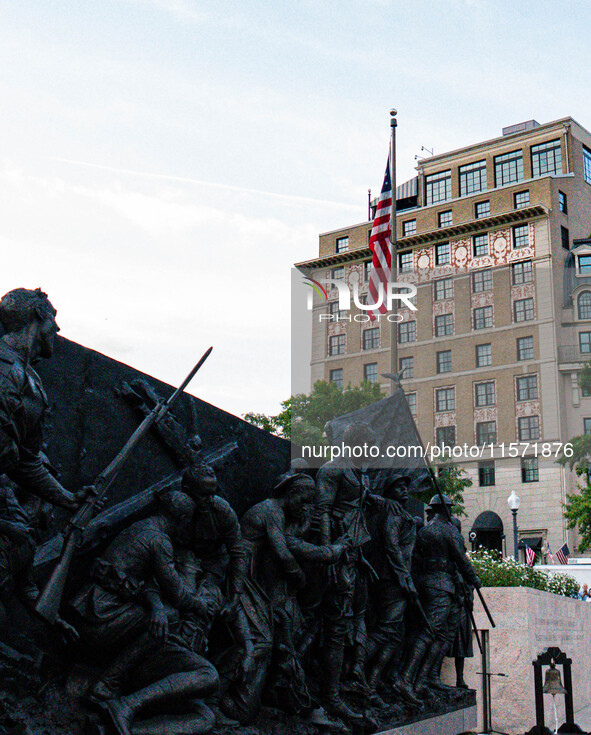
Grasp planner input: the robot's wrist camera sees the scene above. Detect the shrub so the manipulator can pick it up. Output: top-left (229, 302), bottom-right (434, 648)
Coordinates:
top-left (469, 549), bottom-right (579, 598)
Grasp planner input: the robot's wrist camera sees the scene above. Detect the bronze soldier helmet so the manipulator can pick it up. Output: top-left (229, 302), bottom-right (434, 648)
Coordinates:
top-left (271, 472), bottom-right (315, 498)
top-left (428, 493), bottom-right (453, 508)
top-left (376, 469), bottom-right (410, 493)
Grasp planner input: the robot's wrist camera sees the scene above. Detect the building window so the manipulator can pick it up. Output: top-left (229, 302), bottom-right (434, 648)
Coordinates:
top-left (329, 301), bottom-right (346, 320)
top-left (426, 170), bottom-right (451, 205)
top-left (475, 381), bottom-right (496, 407)
top-left (532, 139), bottom-right (562, 177)
top-left (578, 292), bottom-right (591, 320)
top-left (517, 336), bottom-right (534, 360)
top-left (476, 421), bottom-right (497, 445)
top-left (364, 260), bottom-right (372, 282)
top-left (329, 335), bottom-right (345, 356)
top-left (435, 242), bottom-right (450, 265)
top-left (514, 298), bottom-right (535, 322)
top-left (407, 392), bottom-right (417, 416)
top-left (583, 384), bottom-right (591, 398)
top-left (494, 149), bottom-right (524, 186)
top-left (336, 236), bottom-right (349, 253)
top-left (331, 267), bottom-right (344, 280)
top-left (518, 416), bottom-right (540, 441)
top-left (363, 328), bottom-right (379, 350)
top-left (476, 343), bottom-right (492, 367)
top-left (584, 418), bottom-right (591, 434)
top-left (584, 146), bottom-right (591, 184)
top-left (402, 219), bottom-right (417, 237)
top-left (364, 363), bottom-right (378, 383)
top-left (330, 368), bottom-right (343, 388)
top-left (475, 200), bottom-right (490, 218)
top-left (479, 461), bottom-right (495, 486)
top-left (434, 277), bottom-right (453, 301)
top-left (472, 234), bottom-right (489, 257)
top-left (514, 190), bottom-right (530, 209)
top-left (579, 332), bottom-right (591, 354)
top-left (513, 224), bottom-right (529, 249)
top-left (561, 226), bottom-right (570, 251)
top-left (437, 350), bottom-right (452, 374)
top-left (398, 321), bottom-right (416, 343)
top-left (472, 269), bottom-right (492, 293)
top-left (516, 374), bottom-right (538, 401)
top-left (579, 255), bottom-right (591, 274)
top-left (559, 191), bottom-right (568, 213)
top-left (399, 251), bottom-right (413, 272)
top-left (436, 387), bottom-right (455, 412)
top-left (436, 426), bottom-right (456, 447)
top-left (438, 210), bottom-right (453, 228)
top-left (474, 305), bottom-right (493, 329)
top-left (459, 159), bottom-right (487, 196)
top-left (435, 314), bottom-right (453, 337)
top-left (521, 457), bottom-right (539, 482)
top-left (512, 260), bottom-right (533, 285)
top-left (400, 356), bottom-right (414, 378)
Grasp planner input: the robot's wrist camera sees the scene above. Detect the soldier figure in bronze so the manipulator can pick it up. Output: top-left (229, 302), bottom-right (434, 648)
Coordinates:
top-left (0, 288), bottom-right (85, 630)
top-left (69, 490), bottom-right (219, 735)
top-left (180, 462), bottom-right (246, 620)
top-left (394, 493), bottom-right (480, 705)
top-left (364, 472), bottom-right (417, 701)
top-left (450, 516), bottom-right (474, 690)
top-left (222, 472), bottom-right (348, 724)
top-left (314, 422), bottom-right (377, 724)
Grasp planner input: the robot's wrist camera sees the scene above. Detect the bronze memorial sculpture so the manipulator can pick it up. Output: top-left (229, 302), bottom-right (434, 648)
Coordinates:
top-left (0, 286), bottom-right (481, 735)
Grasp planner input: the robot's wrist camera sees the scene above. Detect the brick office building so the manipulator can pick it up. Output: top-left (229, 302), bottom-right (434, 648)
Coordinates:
top-left (296, 117), bottom-right (591, 558)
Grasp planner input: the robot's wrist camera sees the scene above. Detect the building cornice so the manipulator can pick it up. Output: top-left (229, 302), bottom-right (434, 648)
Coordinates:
top-left (416, 117), bottom-right (577, 170)
top-left (295, 204), bottom-right (549, 270)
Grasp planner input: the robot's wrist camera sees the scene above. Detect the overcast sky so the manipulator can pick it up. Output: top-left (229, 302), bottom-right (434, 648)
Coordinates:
top-left (1, 0), bottom-right (591, 417)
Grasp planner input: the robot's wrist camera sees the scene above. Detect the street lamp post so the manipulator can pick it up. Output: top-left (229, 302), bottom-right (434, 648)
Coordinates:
top-left (507, 491), bottom-right (521, 561)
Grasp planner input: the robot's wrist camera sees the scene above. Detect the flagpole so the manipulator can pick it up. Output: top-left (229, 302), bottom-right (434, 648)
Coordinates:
top-left (389, 109), bottom-right (398, 396)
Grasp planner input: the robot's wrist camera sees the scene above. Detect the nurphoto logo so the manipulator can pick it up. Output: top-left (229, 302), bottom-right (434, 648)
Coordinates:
top-left (303, 275), bottom-right (417, 322)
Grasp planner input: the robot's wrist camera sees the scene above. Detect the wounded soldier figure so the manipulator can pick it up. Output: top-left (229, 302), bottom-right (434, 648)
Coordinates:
top-left (69, 489), bottom-right (219, 735)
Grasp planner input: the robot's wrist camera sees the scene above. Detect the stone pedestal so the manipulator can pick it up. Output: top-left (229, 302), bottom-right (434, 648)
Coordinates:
top-left (440, 587), bottom-right (591, 734)
top-left (378, 704), bottom-right (477, 735)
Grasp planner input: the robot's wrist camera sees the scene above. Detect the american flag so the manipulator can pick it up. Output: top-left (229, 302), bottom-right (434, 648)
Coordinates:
top-left (525, 544), bottom-right (536, 567)
top-left (556, 543), bottom-right (570, 565)
top-left (367, 156), bottom-right (393, 321)
top-left (546, 542), bottom-right (555, 564)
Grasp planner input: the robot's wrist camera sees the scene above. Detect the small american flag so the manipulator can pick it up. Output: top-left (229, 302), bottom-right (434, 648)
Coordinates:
top-left (546, 542), bottom-right (555, 565)
top-left (556, 543), bottom-right (570, 565)
top-left (367, 156), bottom-right (393, 321)
top-left (525, 544), bottom-right (536, 567)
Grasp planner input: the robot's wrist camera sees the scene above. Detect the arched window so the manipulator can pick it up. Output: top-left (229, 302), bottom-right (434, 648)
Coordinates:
top-left (579, 291), bottom-right (591, 319)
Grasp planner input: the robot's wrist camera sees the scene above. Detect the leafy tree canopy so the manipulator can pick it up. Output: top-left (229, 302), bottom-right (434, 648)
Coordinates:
top-left (558, 362), bottom-right (591, 551)
top-left (414, 463), bottom-right (470, 518)
top-left (244, 379), bottom-right (383, 444)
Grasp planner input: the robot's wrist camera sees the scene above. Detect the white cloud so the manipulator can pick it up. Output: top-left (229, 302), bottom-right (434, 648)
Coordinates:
top-left (0, 161), bottom-right (318, 415)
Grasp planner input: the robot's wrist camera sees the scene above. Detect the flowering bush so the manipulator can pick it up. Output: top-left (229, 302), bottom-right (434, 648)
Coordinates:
top-left (469, 549), bottom-right (579, 598)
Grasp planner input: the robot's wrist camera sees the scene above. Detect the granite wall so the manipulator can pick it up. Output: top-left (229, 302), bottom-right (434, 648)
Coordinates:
top-left (441, 586), bottom-right (591, 734)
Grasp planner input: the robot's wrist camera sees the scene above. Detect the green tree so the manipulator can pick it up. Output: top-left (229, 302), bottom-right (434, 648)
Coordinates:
top-left (414, 463), bottom-right (470, 518)
top-left (563, 481), bottom-right (591, 552)
top-left (243, 379), bottom-right (383, 444)
top-left (557, 361), bottom-right (591, 551)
